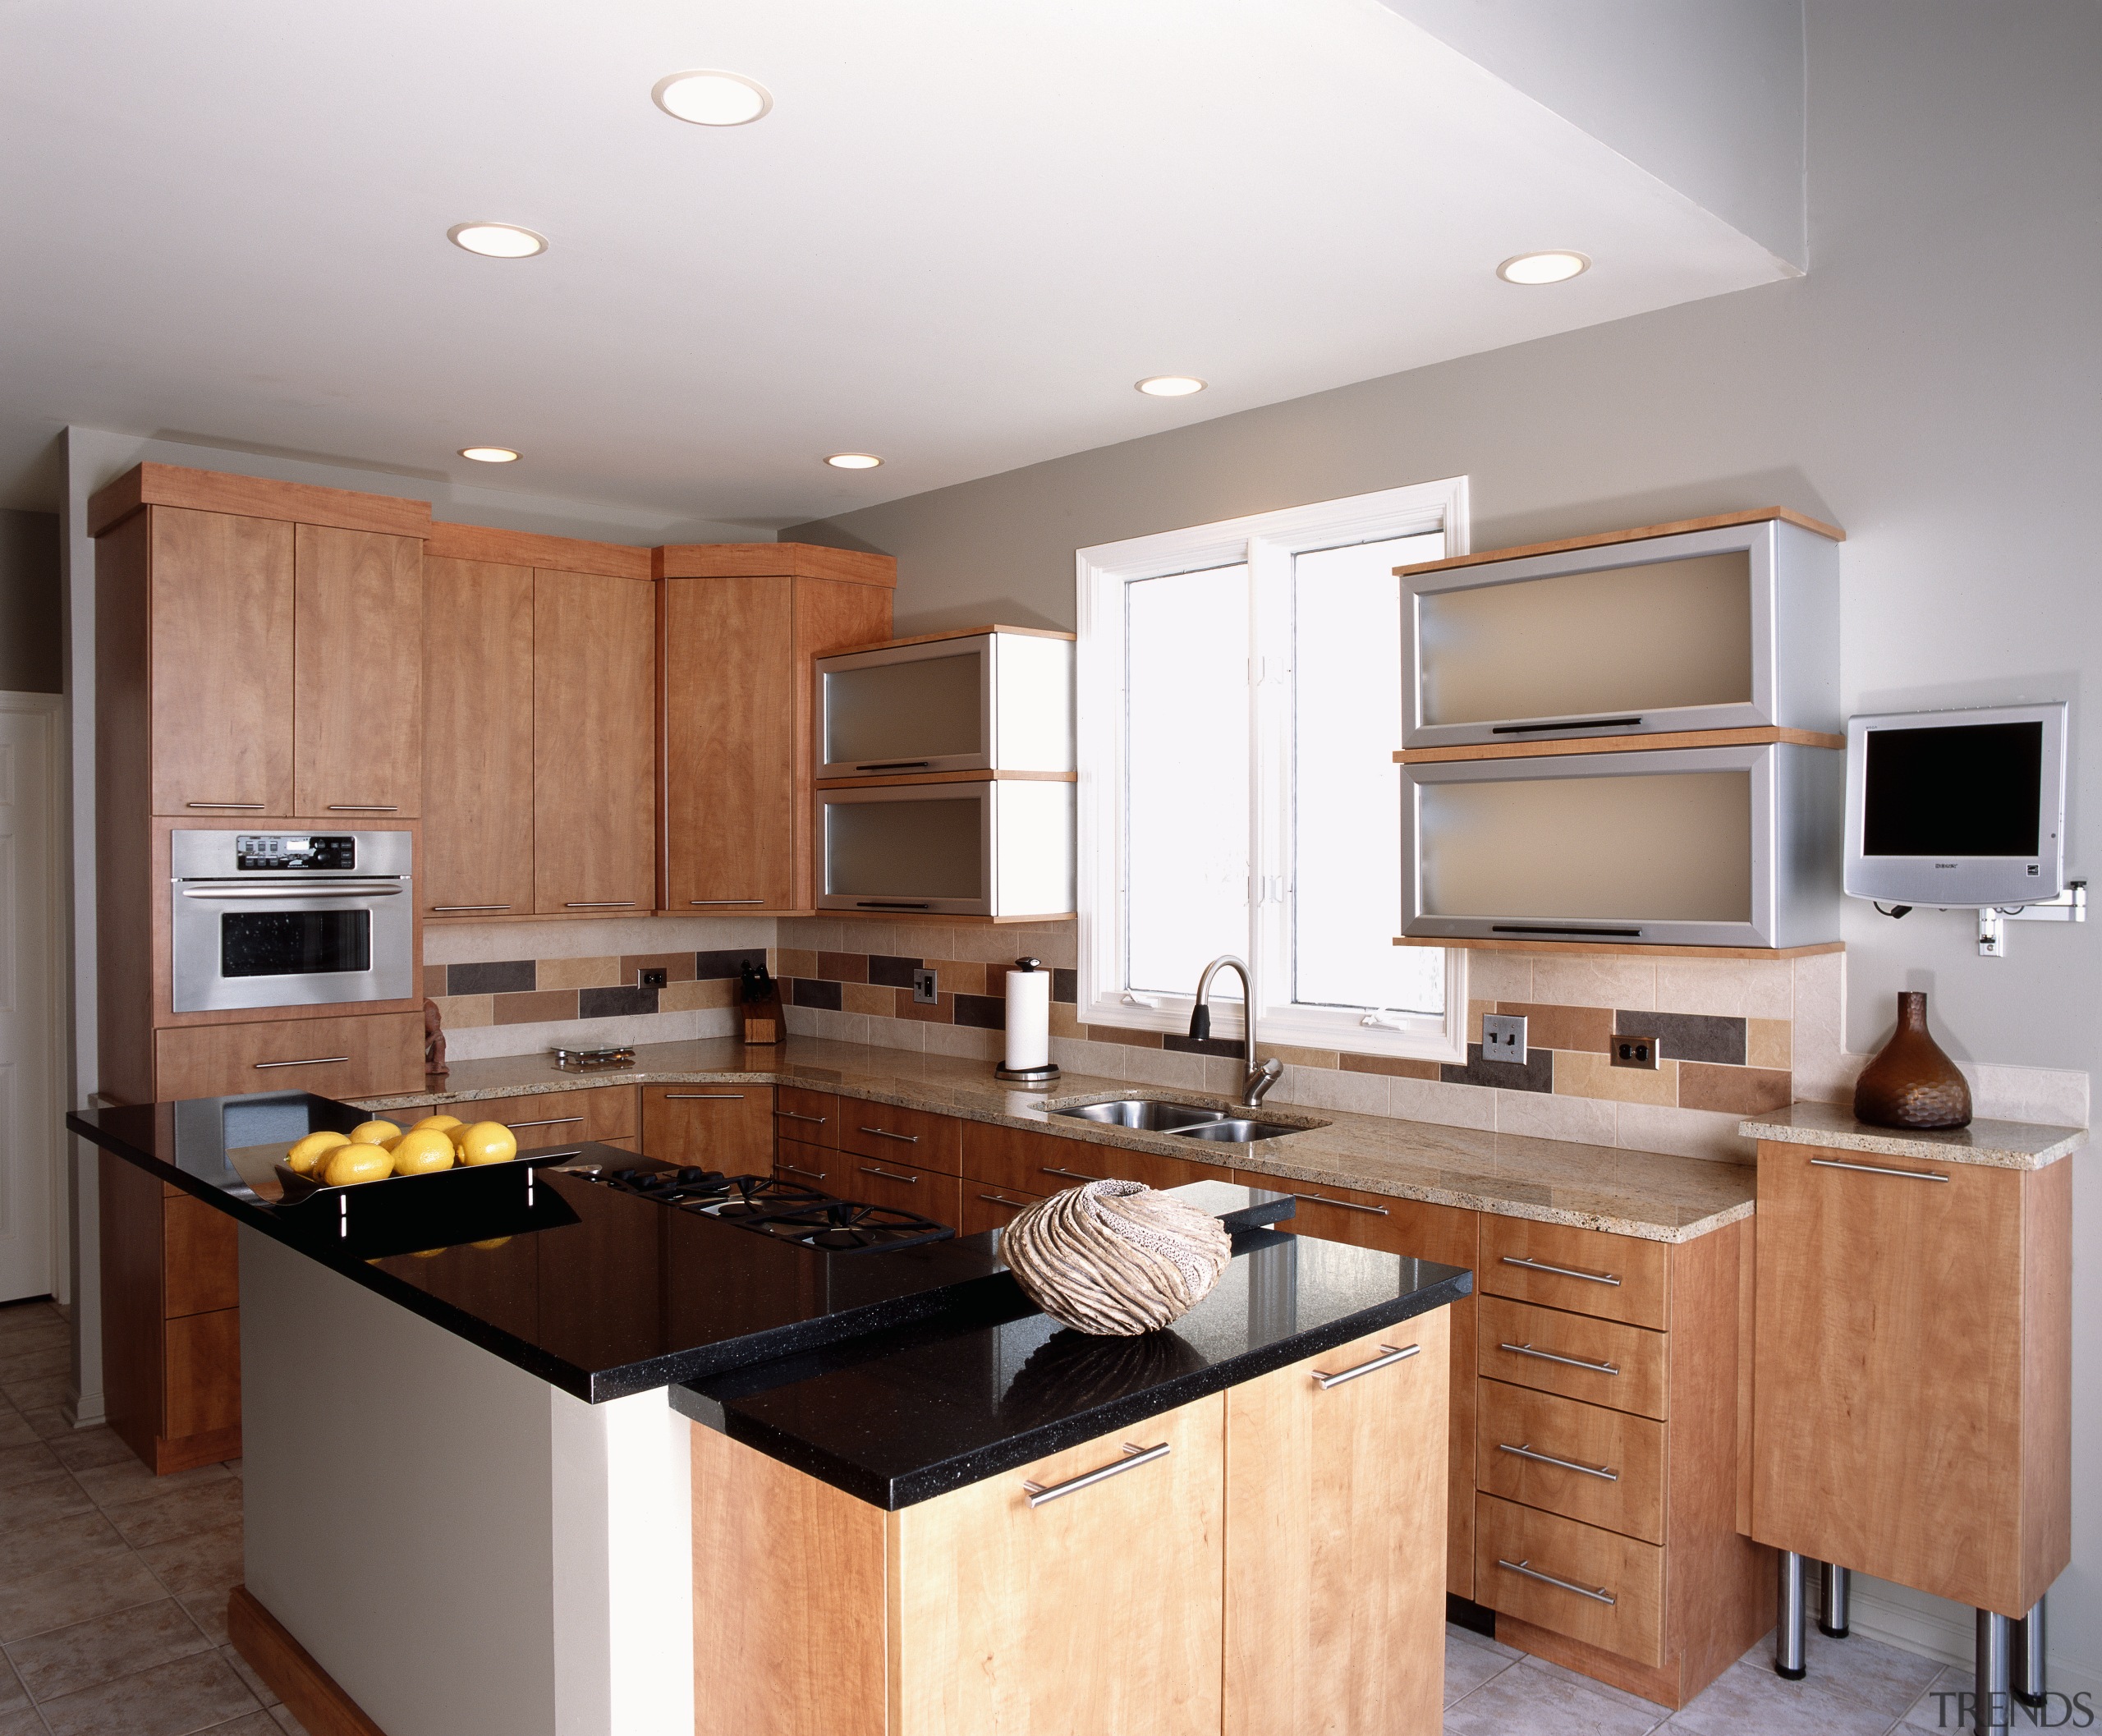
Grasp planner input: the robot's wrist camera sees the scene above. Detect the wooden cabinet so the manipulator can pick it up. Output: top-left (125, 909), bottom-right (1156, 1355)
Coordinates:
top-left (656, 544), bottom-right (894, 915)
top-left (1750, 1140), bottom-right (2071, 1618)
top-left (840, 1101), bottom-right (963, 1173)
top-left (420, 556), bottom-right (535, 916)
top-left (535, 568), bottom-right (655, 914)
top-left (774, 1138), bottom-right (844, 1191)
top-left (292, 526), bottom-right (424, 816)
top-left (153, 1011), bottom-right (425, 1101)
top-left (1476, 1492), bottom-right (1666, 1667)
top-left (839, 1155), bottom-right (962, 1224)
top-left (643, 1084), bottom-right (776, 1172)
top-left (1476, 1380), bottom-right (1666, 1544)
top-left (967, 1120), bottom-right (1228, 1196)
top-left (452, 1084), bottom-right (638, 1147)
top-left (1477, 1295), bottom-right (1668, 1420)
top-left (773, 1086), bottom-right (840, 1146)
top-left (957, 1183), bottom-right (1042, 1237)
top-left (1480, 1214), bottom-right (1669, 1330)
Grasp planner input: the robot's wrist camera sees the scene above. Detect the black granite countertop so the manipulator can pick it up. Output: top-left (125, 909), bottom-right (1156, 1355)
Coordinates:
top-left (67, 1091), bottom-right (1465, 1443)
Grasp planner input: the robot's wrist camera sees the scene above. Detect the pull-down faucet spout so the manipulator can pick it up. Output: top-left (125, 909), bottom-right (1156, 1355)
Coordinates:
top-left (1189, 954), bottom-right (1283, 1111)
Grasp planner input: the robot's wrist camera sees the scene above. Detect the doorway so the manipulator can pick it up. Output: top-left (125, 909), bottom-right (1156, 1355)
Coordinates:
top-left (0, 693), bottom-right (62, 1302)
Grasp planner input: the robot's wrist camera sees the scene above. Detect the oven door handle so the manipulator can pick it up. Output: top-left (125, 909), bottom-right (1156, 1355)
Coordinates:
top-left (178, 881), bottom-right (406, 899)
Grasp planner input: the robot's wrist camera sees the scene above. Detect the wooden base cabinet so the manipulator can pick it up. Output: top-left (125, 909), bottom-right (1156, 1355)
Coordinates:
top-left (689, 1311), bottom-right (1450, 1736)
top-left (644, 1084), bottom-right (777, 1172)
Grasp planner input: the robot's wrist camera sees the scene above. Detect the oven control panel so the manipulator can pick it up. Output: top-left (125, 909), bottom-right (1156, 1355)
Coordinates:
top-left (235, 834), bottom-right (356, 870)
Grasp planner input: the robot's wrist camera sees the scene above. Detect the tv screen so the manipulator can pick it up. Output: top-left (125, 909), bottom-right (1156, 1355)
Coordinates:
top-left (1861, 721), bottom-right (2043, 857)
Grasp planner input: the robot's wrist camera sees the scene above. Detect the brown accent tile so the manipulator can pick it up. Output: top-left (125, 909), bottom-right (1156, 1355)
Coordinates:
top-left (493, 989), bottom-right (580, 1026)
top-left (1266, 1045), bottom-right (1339, 1069)
top-left (1085, 1026), bottom-right (1164, 1049)
top-left (421, 963), bottom-right (447, 999)
top-left (6, 1597), bottom-right (210, 1702)
top-left (1746, 1018), bottom-right (1792, 1070)
top-left (659, 977), bottom-right (735, 1013)
top-left (1553, 1048), bottom-right (1680, 1107)
top-left (1340, 1054), bottom-right (1441, 1080)
top-left (816, 951), bottom-right (869, 984)
top-left (620, 951), bottom-right (696, 985)
top-left (841, 982), bottom-right (893, 1017)
top-left (893, 990), bottom-right (953, 1024)
top-left (1466, 999), bottom-right (1493, 1045)
top-left (1498, 1002), bottom-right (1613, 1054)
top-left (35, 1646), bottom-right (259, 1736)
top-left (776, 948), bottom-right (818, 981)
top-left (1678, 1063), bottom-right (1793, 1114)
top-left (536, 955), bottom-right (622, 991)
top-left (1049, 1000), bottom-right (1085, 1040)
top-left (939, 960), bottom-right (988, 997)
top-left (432, 994), bottom-right (493, 1030)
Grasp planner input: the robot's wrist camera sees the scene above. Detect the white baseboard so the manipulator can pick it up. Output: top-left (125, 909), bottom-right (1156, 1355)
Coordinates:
top-left (1850, 1580), bottom-right (2102, 1703)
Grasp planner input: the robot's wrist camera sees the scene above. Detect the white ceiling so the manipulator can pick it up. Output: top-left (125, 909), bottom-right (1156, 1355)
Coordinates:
top-left (2, 0), bottom-right (1794, 524)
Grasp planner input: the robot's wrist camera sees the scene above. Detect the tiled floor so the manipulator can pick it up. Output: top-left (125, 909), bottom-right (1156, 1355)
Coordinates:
top-left (1447, 1620), bottom-right (1976, 1734)
top-left (0, 1299), bottom-right (308, 1736)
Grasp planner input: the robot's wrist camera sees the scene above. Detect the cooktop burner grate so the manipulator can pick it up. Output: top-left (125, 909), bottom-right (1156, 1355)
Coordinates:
top-left (734, 1198), bottom-right (955, 1253)
top-left (559, 1163), bottom-right (954, 1252)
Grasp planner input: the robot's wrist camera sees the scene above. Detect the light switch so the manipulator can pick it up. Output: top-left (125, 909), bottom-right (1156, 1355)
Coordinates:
top-left (1481, 1013), bottom-right (1528, 1064)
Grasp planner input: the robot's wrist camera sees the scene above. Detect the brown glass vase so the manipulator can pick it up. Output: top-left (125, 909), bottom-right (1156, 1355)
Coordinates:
top-left (1853, 991), bottom-right (1971, 1129)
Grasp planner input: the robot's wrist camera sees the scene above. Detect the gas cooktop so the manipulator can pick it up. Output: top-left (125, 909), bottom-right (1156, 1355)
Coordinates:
top-left (558, 1161), bottom-right (957, 1254)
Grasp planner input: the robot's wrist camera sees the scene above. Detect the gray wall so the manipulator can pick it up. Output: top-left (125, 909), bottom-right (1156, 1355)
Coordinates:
top-left (0, 508), bottom-right (62, 693)
top-left (787, 0), bottom-right (2102, 1681)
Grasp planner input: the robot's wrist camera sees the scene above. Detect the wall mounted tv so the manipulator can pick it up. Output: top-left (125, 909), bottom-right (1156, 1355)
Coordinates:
top-left (1843, 701), bottom-right (2068, 907)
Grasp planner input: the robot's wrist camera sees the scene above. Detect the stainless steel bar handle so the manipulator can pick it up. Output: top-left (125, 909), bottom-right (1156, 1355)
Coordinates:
top-left (186, 801), bottom-right (265, 809)
top-left (181, 882), bottom-right (405, 898)
top-left (778, 1163), bottom-right (827, 1181)
top-left (253, 1055), bottom-right (350, 1070)
top-left (856, 760), bottom-right (931, 771)
top-left (774, 1110), bottom-right (828, 1125)
top-left (1497, 1559), bottom-right (1616, 1605)
top-left (1288, 1191), bottom-right (1389, 1217)
top-left (507, 1117), bottom-right (583, 1130)
top-left (565, 901), bottom-right (636, 908)
top-left (977, 1192), bottom-right (1030, 1209)
top-left (1041, 1164), bottom-right (1108, 1183)
top-left (1310, 1343), bottom-right (1420, 1389)
top-left (690, 899), bottom-right (766, 906)
top-left (1502, 1254), bottom-right (1621, 1287)
top-left (327, 804), bottom-right (401, 812)
top-left (1499, 1341), bottom-right (1620, 1376)
top-left (859, 1127), bottom-right (920, 1144)
top-left (1023, 1442), bottom-right (1169, 1509)
top-left (432, 904), bottom-right (512, 912)
top-left (1498, 1441), bottom-right (1619, 1481)
top-left (860, 1164), bottom-right (919, 1184)
top-left (1808, 1156), bottom-right (1951, 1183)
top-left (666, 1093), bottom-right (745, 1100)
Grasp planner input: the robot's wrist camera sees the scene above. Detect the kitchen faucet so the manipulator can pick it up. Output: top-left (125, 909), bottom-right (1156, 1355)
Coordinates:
top-left (1188, 954), bottom-right (1283, 1111)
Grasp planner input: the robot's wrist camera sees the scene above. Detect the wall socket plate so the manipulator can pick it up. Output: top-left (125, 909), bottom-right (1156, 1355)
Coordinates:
top-left (912, 967), bottom-right (939, 1005)
top-left (1481, 1013), bottom-right (1528, 1064)
top-left (638, 967), bottom-right (668, 990)
top-left (1612, 1033), bottom-right (1661, 1070)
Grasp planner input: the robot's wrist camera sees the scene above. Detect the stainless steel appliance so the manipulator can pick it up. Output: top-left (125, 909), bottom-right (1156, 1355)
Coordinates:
top-left (171, 829), bottom-right (414, 1013)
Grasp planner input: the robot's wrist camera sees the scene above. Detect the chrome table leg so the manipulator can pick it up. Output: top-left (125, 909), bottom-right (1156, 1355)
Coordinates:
top-left (1775, 1550), bottom-right (1807, 1679)
top-left (1976, 1609), bottom-right (2011, 1734)
top-left (2012, 1597), bottom-right (2046, 1709)
top-left (1819, 1561), bottom-right (1852, 1638)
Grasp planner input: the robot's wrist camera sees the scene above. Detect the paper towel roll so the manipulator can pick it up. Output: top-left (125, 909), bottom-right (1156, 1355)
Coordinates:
top-left (1003, 960), bottom-right (1052, 1073)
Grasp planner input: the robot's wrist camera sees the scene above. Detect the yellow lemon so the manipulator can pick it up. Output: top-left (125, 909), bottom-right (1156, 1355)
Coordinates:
top-left (409, 1248), bottom-right (445, 1259)
top-left (391, 1129), bottom-right (457, 1177)
top-left (285, 1130), bottom-right (350, 1175)
top-left (455, 1122), bottom-right (519, 1166)
top-left (470, 1237), bottom-right (512, 1251)
top-left (348, 1119), bottom-right (402, 1148)
top-left (411, 1114), bottom-right (462, 1135)
top-left (321, 1143), bottom-right (393, 1187)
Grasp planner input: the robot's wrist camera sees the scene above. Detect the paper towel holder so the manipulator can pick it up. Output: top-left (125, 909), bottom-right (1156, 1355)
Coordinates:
top-left (994, 957), bottom-right (1063, 1086)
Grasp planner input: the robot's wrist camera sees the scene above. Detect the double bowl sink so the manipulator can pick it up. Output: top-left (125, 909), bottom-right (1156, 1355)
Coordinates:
top-left (1052, 1098), bottom-right (1306, 1144)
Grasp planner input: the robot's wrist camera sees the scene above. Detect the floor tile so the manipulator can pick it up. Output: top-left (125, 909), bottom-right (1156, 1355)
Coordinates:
top-left (208, 1715), bottom-right (288, 1735)
top-left (1446, 1626), bottom-right (1521, 1706)
top-left (1445, 1658), bottom-right (1668, 1734)
top-left (0, 1705), bottom-right (48, 1735)
top-left (1895, 1665), bottom-right (1975, 1734)
top-left (104, 1480), bottom-right (245, 1550)
top-left (1517, 1655), bottom-right (1675, 1716)
top-left (0, 1411), bottom-right (36, 1451)
top-left (0, 1548), bottom-right (168, 1646)
top-left (13, 1408), bottom-right (72, 1443)
top-left (1665, 1630), bottom-right (1942, 1736)
top-left (76, 1457), bottom-right (232, 1513)
top-left (36, 1647), bottom-right (260, 1736)
top-left (6, 1596), bottom-right (212, 1702)
top-left (0, 1347), bottom-right (71, 1388)
top-left (0, 1509), bottom-right (129, 1580)
top-left (0, 1472), bottom-right (94, 1528)
top-left (219, 1645), bottom-right (278, 1708)
top-left (43, 1428), bottom-right (136, 1474)
top-left (0, 1656), bottom-right (26, 1714)
top-left (135, 1522), bottom-right (245, 1645)
top-left (0, 1443), bottom-right (66, 1495)
top-left (0, 1376), bottom-right (71, 1415)
top-left (270, 1704), bottom-right (311, 1734)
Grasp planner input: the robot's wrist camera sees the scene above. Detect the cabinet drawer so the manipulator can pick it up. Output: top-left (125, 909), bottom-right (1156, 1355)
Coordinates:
top-left (959, 1183), bottom-right (1044, 1237)
top-left (1477, 1297), bottom-right (1668, 1420)
top-left (642, 1086), bottom-right (777, 1173)
top-left (163, 1195), bottom-right (239, 1319)
top-left (774, 1138), bottom-right (844, 1190)
top-left (1476, 1380), bottom-right (1665, 1545)
top-left (839, 1102), bottom-right (962, 1173)
top-left (774, 1086), bottom-right (840, 1147)
top-left (839, 1155), bottom-right (962, 1227)
top-left (154, 1011), bottom-right (425, 1100)
top-left (1475, 1492), bottom-right (1664, 1666)
top-left (1480, 1217), bottom-right (1668, 1330)
top-left (456, 1085), bottom-right (640, 1147)
top-left (963, 1120), bottom-right (1228, 1197)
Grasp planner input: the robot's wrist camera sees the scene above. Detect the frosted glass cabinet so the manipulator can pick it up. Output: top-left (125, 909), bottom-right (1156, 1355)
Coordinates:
top-left (1400, 513), bottom-right (1842, 750)
top-left (1401, 743), bottom-right (1843, 949)
top-left (818, 627), bottom-right (1074, 778)
top-left (819, 780), bottom-right (1076, 918)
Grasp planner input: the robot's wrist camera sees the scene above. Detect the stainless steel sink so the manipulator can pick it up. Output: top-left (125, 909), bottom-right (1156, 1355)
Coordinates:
top-left (1053, 1099), bottom-right (1226, 1132)
top-left (1171, 1118), bottom-right (1304, 1144)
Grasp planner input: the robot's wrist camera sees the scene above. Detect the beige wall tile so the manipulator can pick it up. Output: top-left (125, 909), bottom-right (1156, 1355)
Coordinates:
top-left (1387, 1075), bottom-right (1498, 1132)
top-left (432, 994), bottom-right (493, 1029)
top-left (1119, 1048), bottom-right (1210, 1091)
top-left (536, 955), bottom-right (622, 991)
top-left (1655, 958), bottom-right (1793, 1019)
top-left (1463, 951), bottom-right (1534, 1001)
top-left (1531, 956), bottom-right (1658, 1011)
top-left (1281, 1066), bottom-right (1389, 1117)
top-left (1963, 1062), bottom-right (2090, 1127)
top-left (1554, 1048), bottom-right (1679, 1108)
top-left (1497, 1088), bottom-right (1617, 1146)
top-left (659, 976), bottom-right (735, 1013)
top-left (1466, 999), bottom-right (1492, 1045)
top-left (1613, 1101), bottom-right (1754, 1163)
top-left (1789, 951), bottom-right (1856, 1104)
top-left (1746, 1018), bottom-right (1792, 1070)
top-left (864, 1014), bottom-right (929, 1053)
top-left (924, 1022), bottom-right (998, 1061)
top-left (1267, 1045), bottom-right (1339, 1070)
top-left (953, 925), bottom-right (1034, 964)
top-left (1051, 1036), bottom-right (1127, 1082)
top-left (841, 982), bottom-right (893, 1017)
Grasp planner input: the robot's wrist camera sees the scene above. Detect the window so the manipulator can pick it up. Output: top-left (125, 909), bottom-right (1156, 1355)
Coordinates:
top-left (1076, 478), bottom-right (1469, 1061)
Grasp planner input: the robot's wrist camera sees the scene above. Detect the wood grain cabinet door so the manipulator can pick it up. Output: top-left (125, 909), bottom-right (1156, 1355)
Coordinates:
top-left (154, 1011), bottom-right (425, 1100)
top-left (292, 526), bottom-right (425, 817)
top-left (534, 570), bottom-right (654, 914)
top-left (661, 575), bottom-right (795, 912)
top-left (891, 1392), bottom-right (1224, 1736)
top-left (421, 556), bottom-right (534, 917)
top-left (1224, 1311), bottom-right (1449, 1736)
top-left (149, 507), bottom-right (296, 816)
top-left (641, 1086), bottom-right (776, 1173)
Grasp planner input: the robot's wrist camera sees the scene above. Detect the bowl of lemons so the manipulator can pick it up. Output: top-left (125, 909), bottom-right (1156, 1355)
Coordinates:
top-left (276, 1113), bottom-right (521, 1201)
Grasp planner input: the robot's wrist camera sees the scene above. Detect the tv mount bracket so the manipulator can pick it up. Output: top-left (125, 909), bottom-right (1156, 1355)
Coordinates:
top-left (1977, 880), bottom-right (2086, 958)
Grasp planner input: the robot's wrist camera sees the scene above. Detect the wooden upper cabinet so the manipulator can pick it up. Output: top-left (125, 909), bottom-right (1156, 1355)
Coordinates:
top-left (149, 507), bottom-right (296, 816)
top-left (293, 525), bottom-right (425, 817)
top-left (422, 557), bottom-right (535, 917)
top-left (535, 570), bottom-right (655, 914)
top-left (662, 575), bottom-right (796, 911)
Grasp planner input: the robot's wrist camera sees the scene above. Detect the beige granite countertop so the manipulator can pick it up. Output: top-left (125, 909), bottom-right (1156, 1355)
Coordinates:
top-left (1738, 1100), bottom-right (2087, 1170)
top-left (356, 1036), bottom-right (1756, 1243)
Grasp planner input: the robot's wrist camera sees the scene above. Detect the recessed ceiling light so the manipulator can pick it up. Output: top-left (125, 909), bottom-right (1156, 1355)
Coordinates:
top-left (652, 69), bottom-right (773, 126)
top-left (459, 447), bottom-right (521, 463)
top-left (824, 452), bottom-right (883, 471)
top-left (447, 222), bottom-right (548, 259)
top-left (1136, 375), bottom-right (1207, 397)
top-left (1496, 250), bottom-right (1590, 285)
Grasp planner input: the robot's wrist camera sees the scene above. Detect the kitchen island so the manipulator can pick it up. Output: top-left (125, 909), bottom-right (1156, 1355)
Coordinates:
top-left (70, 1091), bottom-right (1469, 1736)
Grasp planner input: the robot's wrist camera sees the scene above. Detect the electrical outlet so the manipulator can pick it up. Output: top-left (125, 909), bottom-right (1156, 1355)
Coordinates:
top-left (638, 967), bottom-right (668, 990)
top-left (1612, 1033), bottom-right (1661, 1070)
top-left (1481, 1013), bottom-right (1528, 1063)
top-left (912, 967), bottom-right (939, 1005)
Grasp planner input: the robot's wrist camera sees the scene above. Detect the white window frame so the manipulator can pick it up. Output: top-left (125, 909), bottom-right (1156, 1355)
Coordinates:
top-left (1075, 477), bottom-right (1471, 1063)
